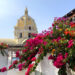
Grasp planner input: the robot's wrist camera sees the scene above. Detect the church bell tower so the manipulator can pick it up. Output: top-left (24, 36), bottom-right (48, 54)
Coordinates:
top-left (14, 8), bottom-right (38, 44)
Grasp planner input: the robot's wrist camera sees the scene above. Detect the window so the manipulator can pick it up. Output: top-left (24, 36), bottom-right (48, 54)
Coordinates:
top-left (72, 16), bottom-right (75, 23)
top-left (29, 26), bottom-right (31, 30)
top-left (8, 51), bottom-right (19, 65)
top-left (11, 51), bottom-right (19, 68)
top-left (19, 33), bottom-right (22, 38)
top-left (28, 33), bottom-right (31, 38)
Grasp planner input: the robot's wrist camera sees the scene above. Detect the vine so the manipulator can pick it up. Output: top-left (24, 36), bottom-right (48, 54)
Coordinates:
top-left (0, 17), bottom-right (75, 75)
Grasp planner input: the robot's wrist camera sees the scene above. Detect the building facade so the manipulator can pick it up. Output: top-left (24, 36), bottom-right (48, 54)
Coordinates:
top-left (14, 8), bottom-right (38, 44)
top-left (64, 9), bottom-right (75, 23)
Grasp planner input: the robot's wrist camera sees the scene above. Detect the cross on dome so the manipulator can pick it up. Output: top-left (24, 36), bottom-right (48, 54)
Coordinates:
top-left (25, 8), bottom-right (28, 16)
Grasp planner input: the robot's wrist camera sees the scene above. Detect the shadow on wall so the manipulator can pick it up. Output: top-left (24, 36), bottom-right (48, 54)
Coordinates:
top-left (7, 69), bottom-right (25, 75)
top-left (35, 70), bottom-right (42, 75)
top-left (7, 69), bottom-right (35, 75)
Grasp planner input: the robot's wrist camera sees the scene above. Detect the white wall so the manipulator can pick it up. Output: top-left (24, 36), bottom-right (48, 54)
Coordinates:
top-left (1, 50), bottom-right (75, 75)
top-left (0, 50), bottom-right (8, 75)
top-left (0, 51), bottom-right (58, 75)
top-left (7, 69), bottom-right (25, 75)
top-left (7, 69), bottom-right (35, 75)
top-left (1, 52), bottom-right (75, 75)
top-left (40, 54), bottom-right (59, 75)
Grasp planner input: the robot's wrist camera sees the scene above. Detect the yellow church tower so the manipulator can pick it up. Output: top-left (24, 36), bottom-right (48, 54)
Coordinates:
top-left (14, 8), bottom-right (38, 44)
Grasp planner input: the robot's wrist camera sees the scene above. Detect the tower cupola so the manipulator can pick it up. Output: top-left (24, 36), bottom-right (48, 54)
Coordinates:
top-left (25, 8), bottom-right (28, 16)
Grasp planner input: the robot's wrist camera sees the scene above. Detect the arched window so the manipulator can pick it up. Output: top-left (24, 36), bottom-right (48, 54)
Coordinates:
top-left (19, 33), bottom-right (22, 38)
top-left (29, 26), bottom-right (31, 30)
top-left (28, 33), bottom-right (31, 38)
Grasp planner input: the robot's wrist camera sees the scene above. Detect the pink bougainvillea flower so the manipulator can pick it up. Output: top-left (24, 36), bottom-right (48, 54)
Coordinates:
top-left (9, 64), bottom-right (13, 69)
top-left (22, 49), bottom-right (27, 53)
top-left (22, 62), bottom-right (26, 68)
top-left (67, 40), bottom-right (73, 48)
top-left (16, 51), bottom-right (20, 57)
top-left (31, 57), bottom-right (36, 61)
top-left (0, 43), bottom-right (3, 45)
top-left (25, 63), bottom-right (34, 75)
top-left (53, 53), bottom-right (65, 68)
top-left (64, 53), bottom-right (68, 59)
top-left (28, 63), bottom-right (34, 69)
top-left (1, 67), bottom-right (7, 72)
top-left (38, 46), bottom-right (44, 54)
top-left (25, 72), bottom-right (29, 75)
top-left (48, 55), bottom-right (55, 60)
top-left (12, 60), bottom-right (18, 65)
top-left (18, 64), bottom-right (23, 71)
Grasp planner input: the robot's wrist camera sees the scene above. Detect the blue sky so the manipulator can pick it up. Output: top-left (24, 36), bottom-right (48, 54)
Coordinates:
top-left (0, 0), bottom-right (75, 38)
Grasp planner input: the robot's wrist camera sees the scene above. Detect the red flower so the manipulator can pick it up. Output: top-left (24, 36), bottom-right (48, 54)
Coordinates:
top-left (28, 63), bottom-right (34, 69)
top-left (19, 55), bottom-right (22, 59)
top-left (13, 60), bottom-right (18, 65)
top-left (1, 67), bottom-right (7, 72)
top-left (25, 71), bottom-right (29, 75)
top-left (48, 55), bottom-right (55, 60)
top-left (18, 64), bottom-right (23, 71)
top-left (22, 49), bottom-right (27, 53)
top-left (16, 51), bottom-right (19, 57)
top-left (9, 64), bottom-right (13, 69)
top-left (0, 43), bottom-right (3, 45)
top-left (53, 53), bottom-right (65, 68)
top-left (64, 53), bottom-right (68, 59)
top-left (25, 63), bottom-right (34, 75)
top-left (70, 22), bottom-right (75, 27)
top-left (31, 57), bottom-right (36, 61)
top-left (67, 40), bottom-right (73, 48)
top-left (22, 62), bottom-right (26, 68)
top-left (38, 46), bottom-right (44, 54)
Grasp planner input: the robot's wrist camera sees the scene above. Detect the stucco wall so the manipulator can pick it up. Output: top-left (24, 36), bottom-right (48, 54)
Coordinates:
top-left (7, 69), bottom-right (35, 75)
top-left (40, 54), bottom-right (59, 75)
top-left (7, 69), bottom-right (25, 75)
top-left (0, 50), bottom-right (8, 75)
top-left (1, 52), bottom-right (75, 75)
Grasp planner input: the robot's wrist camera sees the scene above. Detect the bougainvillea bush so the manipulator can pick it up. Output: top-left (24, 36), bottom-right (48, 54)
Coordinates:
top-left (0, 17), bottom-right (75, 75)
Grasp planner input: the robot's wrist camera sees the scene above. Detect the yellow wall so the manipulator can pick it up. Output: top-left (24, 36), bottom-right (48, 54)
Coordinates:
top-left (14, 8), bottom-right (38, 44)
